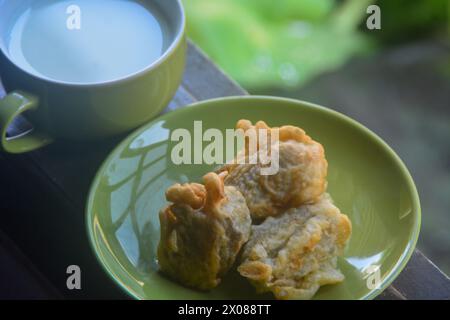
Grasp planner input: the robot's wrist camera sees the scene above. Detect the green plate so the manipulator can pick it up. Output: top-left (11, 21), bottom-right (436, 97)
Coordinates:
top-left (86, 96), bottom-right (421, 300)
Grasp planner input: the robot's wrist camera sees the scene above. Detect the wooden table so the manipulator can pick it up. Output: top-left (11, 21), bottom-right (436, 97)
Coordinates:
top-left (0, 42), bottom-right (449, 300)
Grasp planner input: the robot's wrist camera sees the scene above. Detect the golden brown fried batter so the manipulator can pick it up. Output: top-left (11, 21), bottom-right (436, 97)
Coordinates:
top-left (158, 172), bottom-right (251, 290)
top-left (221, 120), bottom-right (328, 220)
top-left (238, 194), bottom-right (351, 300)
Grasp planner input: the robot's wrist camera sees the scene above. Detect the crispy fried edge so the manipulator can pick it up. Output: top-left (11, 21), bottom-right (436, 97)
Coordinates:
top-left (236, 119), bottom-right (314, 146)
top-left (165, 172), bottom-right (229, 216)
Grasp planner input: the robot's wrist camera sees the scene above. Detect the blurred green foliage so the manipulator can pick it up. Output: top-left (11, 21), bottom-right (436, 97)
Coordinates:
top-left (377, 0), bottom-right (449, 43)
top-left (183, 0), bottom-right (449, 90)
top-left (184, 0), bottom-right (374, 89)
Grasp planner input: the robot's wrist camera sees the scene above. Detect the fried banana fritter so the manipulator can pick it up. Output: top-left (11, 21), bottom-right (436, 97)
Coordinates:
top-left (158, 172), bottom-right (251, 290)
top-left (238, 194), bottom-right (351, 300)
top-left (221, 120), bottom-right (328, 220)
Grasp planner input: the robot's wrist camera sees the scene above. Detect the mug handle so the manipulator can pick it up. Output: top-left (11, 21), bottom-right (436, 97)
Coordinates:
top-left (0, 90), bottom-right (54, 153)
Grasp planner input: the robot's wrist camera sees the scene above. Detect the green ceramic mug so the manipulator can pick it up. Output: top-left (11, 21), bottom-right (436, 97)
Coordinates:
top-left (0, 0), bottom-right (186, 153)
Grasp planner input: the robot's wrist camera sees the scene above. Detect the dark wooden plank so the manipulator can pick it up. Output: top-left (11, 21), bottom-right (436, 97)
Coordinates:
top-left (0, 230), bottom-right (61, 299)
top-left (182, 42), bottom-right (247, 98)
top-left (0, 153), bottom-right (129, 299)
top-left (389, 251), bottom-right (450, 300)
top-left (0, 41), bottom-right (449, 300)
top-left (165, 84), bottom-right (198, 113)
top-left (375, 287), bottom-right (405, 300)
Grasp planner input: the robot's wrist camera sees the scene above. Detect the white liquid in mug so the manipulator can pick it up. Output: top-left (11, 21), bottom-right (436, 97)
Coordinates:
top-left (4, 0), bottom-right (171, 84)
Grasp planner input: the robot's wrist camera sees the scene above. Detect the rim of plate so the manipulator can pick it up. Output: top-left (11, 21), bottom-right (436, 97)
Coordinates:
top-left (85, 95), bottom-right (421, 300)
